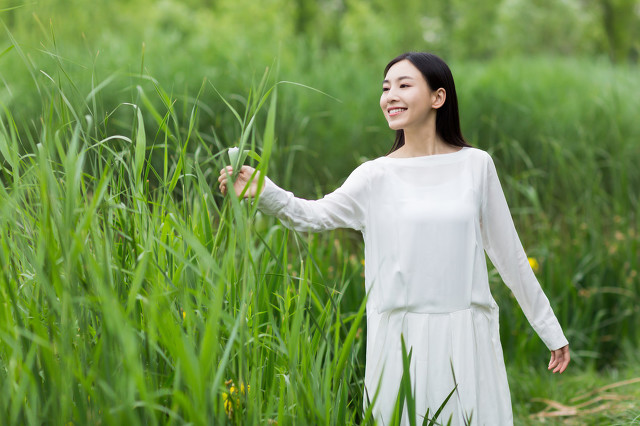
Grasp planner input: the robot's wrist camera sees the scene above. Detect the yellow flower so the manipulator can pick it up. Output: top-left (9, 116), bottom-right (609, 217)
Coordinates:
top-left (222, 380), bottom-right (250, 419)
top-left (528, 257), bottom-right (539, 273)
top-left (222, 392), bottom-right (233, 418)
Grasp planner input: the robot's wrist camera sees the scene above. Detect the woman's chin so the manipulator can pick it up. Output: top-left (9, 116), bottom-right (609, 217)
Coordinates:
top-left (387, 122), bottom-right (403, 131)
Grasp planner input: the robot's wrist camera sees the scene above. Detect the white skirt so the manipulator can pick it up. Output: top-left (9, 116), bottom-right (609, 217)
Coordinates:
top-left (364, 305), bottom-right (513, 425)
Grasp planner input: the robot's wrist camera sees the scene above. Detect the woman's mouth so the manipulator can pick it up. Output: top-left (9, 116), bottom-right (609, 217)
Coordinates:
top-left (388, 108), bottom-right (407, 117)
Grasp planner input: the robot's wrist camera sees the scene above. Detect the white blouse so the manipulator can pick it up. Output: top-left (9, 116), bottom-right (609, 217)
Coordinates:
top-left (257, 146), bottom-right (568, 425)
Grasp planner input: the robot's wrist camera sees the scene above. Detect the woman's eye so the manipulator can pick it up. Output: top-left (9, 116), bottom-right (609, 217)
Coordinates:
top-left (400, 84), bottom-right (409, 88)
top-left (382, 87), bottom-right (389, 92)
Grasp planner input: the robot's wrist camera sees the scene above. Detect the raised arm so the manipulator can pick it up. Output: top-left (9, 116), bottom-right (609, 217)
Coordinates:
top-left (479, 153), bottom-right (569, 373)
top-left (218, 163), bottom-right (371, 233)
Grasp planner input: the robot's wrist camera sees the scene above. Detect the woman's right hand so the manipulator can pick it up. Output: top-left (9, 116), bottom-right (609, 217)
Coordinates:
top-left (218, 165), bottom-right (261, 198)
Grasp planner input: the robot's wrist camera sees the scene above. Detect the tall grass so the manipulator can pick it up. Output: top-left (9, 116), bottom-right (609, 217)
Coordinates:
top-left (0, 37), bottom-right (383, 423)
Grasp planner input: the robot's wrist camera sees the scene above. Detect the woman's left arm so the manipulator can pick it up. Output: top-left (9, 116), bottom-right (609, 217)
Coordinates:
top-left (479, 153), bottom-right (569, 373)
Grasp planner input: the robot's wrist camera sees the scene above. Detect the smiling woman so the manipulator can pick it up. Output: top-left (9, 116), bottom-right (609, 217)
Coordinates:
top-left (218, 51), bottom-right (570, 426)
top-left (382, 52), bottom-right (469, 157)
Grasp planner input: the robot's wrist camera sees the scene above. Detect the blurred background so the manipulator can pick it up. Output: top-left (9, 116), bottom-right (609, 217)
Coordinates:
top-left (2, 0), bottom-right (639, 185)
top-left (1, 0), bottom-right (640, 423)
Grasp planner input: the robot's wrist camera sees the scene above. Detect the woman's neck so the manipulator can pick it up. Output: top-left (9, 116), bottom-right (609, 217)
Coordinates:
top-left (396, 125), bottom-right (454, 157)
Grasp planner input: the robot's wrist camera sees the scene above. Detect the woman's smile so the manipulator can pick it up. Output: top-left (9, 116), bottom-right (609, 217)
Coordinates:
top-left (388, 107), bottom-right (407, 116)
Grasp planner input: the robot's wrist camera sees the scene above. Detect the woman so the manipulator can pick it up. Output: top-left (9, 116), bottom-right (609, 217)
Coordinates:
top-left (218, 52), bottom-right (570, 425)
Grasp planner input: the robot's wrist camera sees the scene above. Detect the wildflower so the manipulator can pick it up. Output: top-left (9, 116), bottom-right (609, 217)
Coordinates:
top-left (222, 379), bottom-right (250, 419)
top-left (528, 257), bottom-right (539, 273)
top-left (222, 392), bottom-right (233, 418)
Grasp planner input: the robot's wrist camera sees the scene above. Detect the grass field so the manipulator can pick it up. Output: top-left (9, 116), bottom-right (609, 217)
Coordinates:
top-left (1, 13), bottom-right (639, 424)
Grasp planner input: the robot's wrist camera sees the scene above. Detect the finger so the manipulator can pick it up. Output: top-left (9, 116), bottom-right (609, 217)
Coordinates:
top-left (548, 352), bottom-right (557, 370)
top-left (239, 165), bottom-right (255, 176)
top-left (553, 356), bottom-right (566, 373)
top-left (556, 359), bottom-right (568, 374)
top-left (558, 350), bottom-right (570, 374)
top-left (552, 355), bottom-right (562, 373)
top-left (554, 346), bottom-right (570, 373)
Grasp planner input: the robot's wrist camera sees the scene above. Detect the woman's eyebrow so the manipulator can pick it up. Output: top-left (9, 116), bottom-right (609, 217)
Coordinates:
top-left (382, 76), bottom-right (415, 84)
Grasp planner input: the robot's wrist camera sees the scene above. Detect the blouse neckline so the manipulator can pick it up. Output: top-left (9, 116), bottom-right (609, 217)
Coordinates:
top-left (378, 146), bottom-right (471, 164)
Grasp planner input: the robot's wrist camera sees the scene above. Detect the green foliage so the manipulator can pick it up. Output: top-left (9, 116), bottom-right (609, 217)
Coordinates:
top-left (0, 1), bottom-right (639, 423)
top-left (0, 50), bottom-right (374, 423)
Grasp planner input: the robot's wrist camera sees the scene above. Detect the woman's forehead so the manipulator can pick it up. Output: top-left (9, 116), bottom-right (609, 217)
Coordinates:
top-left (383, 60), bottom-right (421, 82)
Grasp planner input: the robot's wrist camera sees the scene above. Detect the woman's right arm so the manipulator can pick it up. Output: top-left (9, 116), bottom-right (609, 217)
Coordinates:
top-left (218, 165), bottom-right (262, 198)
top-left (218, 163), bottom-right (371, 233)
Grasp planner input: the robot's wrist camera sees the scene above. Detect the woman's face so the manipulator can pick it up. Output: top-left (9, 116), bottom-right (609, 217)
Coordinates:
top-left (380, 59), bottom-right (436, 131)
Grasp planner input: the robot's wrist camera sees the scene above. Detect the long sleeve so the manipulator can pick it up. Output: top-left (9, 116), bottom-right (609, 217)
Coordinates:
top-left (480, 154), bottom-right (568, 351)
top-left (256, 162), bottom-right (371, 233)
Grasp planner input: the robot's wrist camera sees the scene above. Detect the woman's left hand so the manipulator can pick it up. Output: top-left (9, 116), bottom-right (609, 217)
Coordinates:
top-left (548, 344), bottom-right (570, 374)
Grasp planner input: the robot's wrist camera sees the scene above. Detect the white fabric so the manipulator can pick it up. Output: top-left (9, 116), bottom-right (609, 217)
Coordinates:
top-left (257, 147), bottom-right (568, 425)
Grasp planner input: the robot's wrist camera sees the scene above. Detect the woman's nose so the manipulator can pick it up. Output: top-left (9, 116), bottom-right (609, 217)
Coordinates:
top-left (386, 87), bottom-right (400, 101)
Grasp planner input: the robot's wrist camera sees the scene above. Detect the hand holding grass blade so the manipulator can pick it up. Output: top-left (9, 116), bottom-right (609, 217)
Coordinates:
top-left (218, 165), bottom-right (261, 198)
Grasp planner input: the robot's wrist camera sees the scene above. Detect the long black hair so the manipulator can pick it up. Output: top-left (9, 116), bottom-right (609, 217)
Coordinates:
top-left (384, 52), bottom-right (470, 153)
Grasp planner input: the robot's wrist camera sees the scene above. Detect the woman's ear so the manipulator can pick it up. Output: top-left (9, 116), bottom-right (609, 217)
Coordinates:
top-left (432, 88), bottom-right (446, 109)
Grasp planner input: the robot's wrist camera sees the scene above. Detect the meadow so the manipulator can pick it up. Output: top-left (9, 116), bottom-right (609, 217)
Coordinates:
top-left (1, 1), bottom-right (640, 424)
